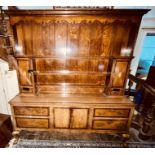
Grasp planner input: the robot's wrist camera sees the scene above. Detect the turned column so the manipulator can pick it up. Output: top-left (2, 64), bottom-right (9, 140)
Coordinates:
top-left (138, 96), bottom-right (155, 140)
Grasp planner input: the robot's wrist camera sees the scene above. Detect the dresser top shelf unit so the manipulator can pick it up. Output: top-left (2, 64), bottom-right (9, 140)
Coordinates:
top-left (5, 9), bottom-right (149, 96)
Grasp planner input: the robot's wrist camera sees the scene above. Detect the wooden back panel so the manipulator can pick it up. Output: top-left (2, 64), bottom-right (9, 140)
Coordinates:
top-left (7, 10), bottom-right (148, 94)
top-left (13, 19), bottom-right (137, 57)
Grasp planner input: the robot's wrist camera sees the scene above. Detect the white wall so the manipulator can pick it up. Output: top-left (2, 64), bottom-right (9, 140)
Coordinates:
top-left (114, 7), bottom-right (155, 90)
top-left (115, 6), bottom-right (155, 75)
top-left (130, 7), bottom-right (155, 75)
top-left (0, 59), bottom-right (19, 114)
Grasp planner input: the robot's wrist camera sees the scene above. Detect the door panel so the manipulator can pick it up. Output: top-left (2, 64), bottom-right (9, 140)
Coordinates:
top-left (112, 61), bottom-right (128, 87)
top-left (70, 109), bottom-right (88, 129)
top-left (54, 108), bottom-right (70, 128)
top-left (17, 59), bottom-right (32, 86)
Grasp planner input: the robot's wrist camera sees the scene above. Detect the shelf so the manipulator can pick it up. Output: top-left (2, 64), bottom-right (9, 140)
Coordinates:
top-left (15, 55), bottom-right (110, 59)
top-left (36, 83), bottom-right (105, 87)
top-left (93, 117), bottom-right (128, 120)
top-left (14, 55), bottom-right (133, 60)
top-left (33, 70), bottom-right (109, 76)
top-left (112, 56), bottom-right (134, 59)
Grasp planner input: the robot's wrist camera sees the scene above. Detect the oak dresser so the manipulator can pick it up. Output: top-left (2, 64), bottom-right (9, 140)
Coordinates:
top-left (5, 9), bottom-right (149, 135)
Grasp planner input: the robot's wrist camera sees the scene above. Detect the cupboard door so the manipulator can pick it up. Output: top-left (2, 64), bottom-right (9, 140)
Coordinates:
top-left (111, 60), bottom-right (129, 87)
top-left (17, 59), bottom-right (33, 86)
top-left (70, 109), bottom-right (88, 129)
top-left (54, 108), bottom-right (70, 128)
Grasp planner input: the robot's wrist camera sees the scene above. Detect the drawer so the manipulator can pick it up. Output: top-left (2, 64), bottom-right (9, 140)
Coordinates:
top-left (110, 88), bottom-right (124, 96)
top-left (93, 120), bottom-right (127, 130)
top-left (94, 109), bottom-right (130, 118)
top-left (16, 118), bottom-right (49, 128)
top-left (20, 86), bottom-right (33, 93)
top-left (14, 107), bottom-right (49, 116)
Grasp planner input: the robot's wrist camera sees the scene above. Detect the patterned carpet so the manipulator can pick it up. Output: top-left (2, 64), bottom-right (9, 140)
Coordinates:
top-left (9, 128), bottom-right (155, 148)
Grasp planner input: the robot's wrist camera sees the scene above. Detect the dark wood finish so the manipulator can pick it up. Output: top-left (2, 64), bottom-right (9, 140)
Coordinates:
top-left (8, 6), bottom-right (18, 10)
top-left (146, 66), bottom-right (155, 88)
top-left (139, 100), bottom-right (155, 140)
top-left (108, 88), bottom-right (125, 96)
top-left (6, 9), bottom-right (148, 134)
top-left (0, 8), bottom-right (13, 66)
top-left (0, 114), bottom-right (13, 147)
top-left (5, 9), bottom-right (149, 16)
top-left (128, 73), bottom-right (155, 140)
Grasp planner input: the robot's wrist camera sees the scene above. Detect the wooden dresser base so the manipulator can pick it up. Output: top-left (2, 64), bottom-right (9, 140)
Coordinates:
top-left (10, 94), bottom-right (135, 134)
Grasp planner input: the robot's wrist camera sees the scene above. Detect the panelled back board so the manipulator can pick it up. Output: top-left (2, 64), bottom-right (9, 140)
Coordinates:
top-left (6, 9), bottom-right (148, 95)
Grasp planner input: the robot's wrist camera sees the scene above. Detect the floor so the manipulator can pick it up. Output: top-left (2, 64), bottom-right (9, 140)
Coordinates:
top-left (8, 125), bottom-right (155, 148)
top-left (0, 114), bottom-right (13, 148)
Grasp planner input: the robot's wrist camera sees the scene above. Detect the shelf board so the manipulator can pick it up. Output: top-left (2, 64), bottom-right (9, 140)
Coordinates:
top-left (33, 70), bottom-right (109, 76)
top-left (36, 83), bottom-right (105, 87)
top-left (14, 55), bottom-right (133, 60)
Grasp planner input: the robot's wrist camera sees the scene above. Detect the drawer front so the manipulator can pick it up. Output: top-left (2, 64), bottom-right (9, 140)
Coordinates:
top-left (14, 107), bottom-right (49, 116)
top-left (20, 86), bottom-right (33, 93)
top-left (112, 61), bottom-right (128, 87)
top-left (16, 118), bottom-right (49, 128)
top-left (93, 120), bottom-right (127, 130)
top-left (110, 88), bottom-right (124, 96)
top-left (94, 109), bottom-right (130, 118)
